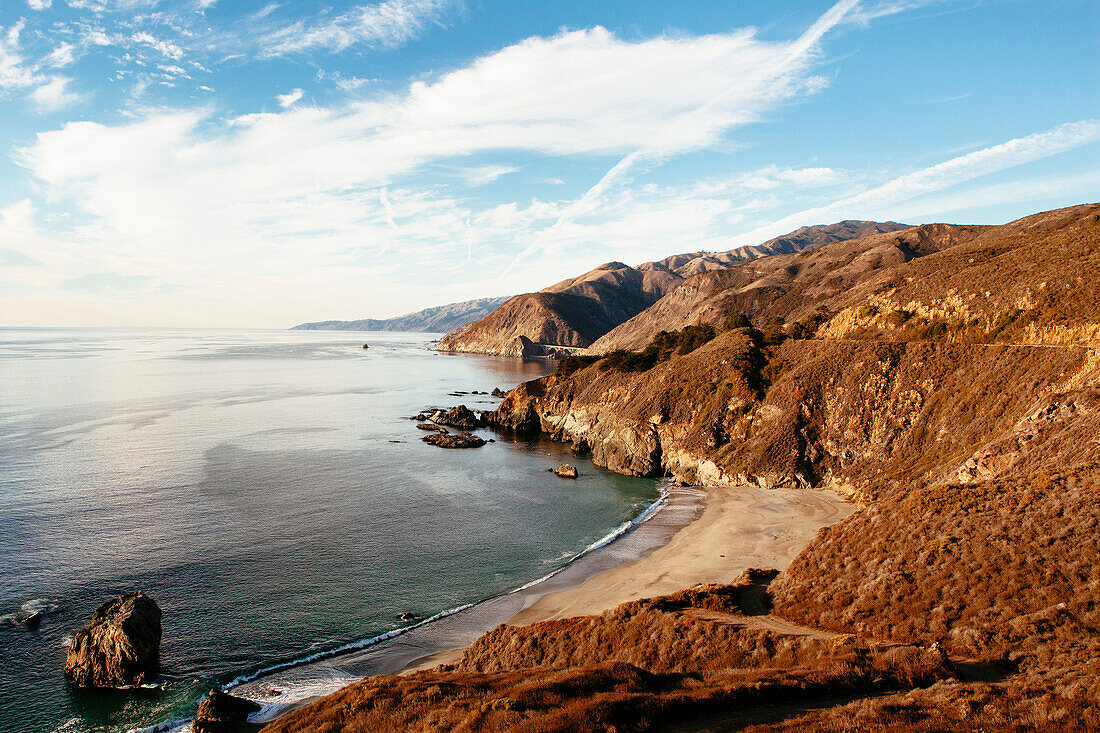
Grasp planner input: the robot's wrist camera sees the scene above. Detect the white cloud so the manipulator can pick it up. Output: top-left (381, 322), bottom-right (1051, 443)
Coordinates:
top-left (460, 165), bottom-right (519, 186)
top-left (44, 42), bottom-right (77, 68)
top-left (15, 15), bottom-right (852, 325)
top-left (277, 88), bottom-right (305, 108)
top-left (27, 0), bottom-right (53, 9)
top-left (259, 0), bottom-right (459, 56)
top-left (30, 76), bottom-right (81, 111)
top-left (734, 119), bottom-right (1100, 242)
top-left (0, 22), bottom-right (40, 92)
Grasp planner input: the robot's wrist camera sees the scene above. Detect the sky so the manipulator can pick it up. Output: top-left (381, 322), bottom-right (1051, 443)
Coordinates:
top-left (0, 0), bottom-right (1097, 328)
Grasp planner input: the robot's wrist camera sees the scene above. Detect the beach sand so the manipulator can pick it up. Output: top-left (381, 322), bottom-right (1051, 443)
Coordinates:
top-left (509, 484), bottom-right (853, 625)
top-left (402, 484), bottom-right (853, 673)
top-left (237, 484), bottom-right (854, 724)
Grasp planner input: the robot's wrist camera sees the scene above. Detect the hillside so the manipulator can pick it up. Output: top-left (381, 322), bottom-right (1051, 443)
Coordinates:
top-left (437, 221), bottom-right (907, 356)
top-left (291, 296), bottom-right (510, 333)
top-left (266, 203), bottom-right (1100, 731)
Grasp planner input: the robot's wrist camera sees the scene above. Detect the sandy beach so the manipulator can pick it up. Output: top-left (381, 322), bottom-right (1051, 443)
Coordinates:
top-left (508, 484), bottom-right (854, 626)
top-left (234, 483), bottom-right (854, 725)
top-left (399, 484), bottom-right (853, 675)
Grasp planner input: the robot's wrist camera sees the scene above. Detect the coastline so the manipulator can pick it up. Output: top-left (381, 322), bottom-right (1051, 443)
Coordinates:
top-left (233, 482), bottom-right (853, 728)
top-left (227, 482), bottom-right (704, 724)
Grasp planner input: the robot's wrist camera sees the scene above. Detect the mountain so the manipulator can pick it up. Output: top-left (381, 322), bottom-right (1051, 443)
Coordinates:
top-left (268, 203), bottom-right (1100, 731)
top-left (291, 296), bottom-right (511, 333)
top-left (437, 220), bottom-right (908, 356)
top-left (478, 203), bottom-right (1100, 728)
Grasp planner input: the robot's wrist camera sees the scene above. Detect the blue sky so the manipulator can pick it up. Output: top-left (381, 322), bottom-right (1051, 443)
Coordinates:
top-left (0, 0), bottom-right (1096, 327)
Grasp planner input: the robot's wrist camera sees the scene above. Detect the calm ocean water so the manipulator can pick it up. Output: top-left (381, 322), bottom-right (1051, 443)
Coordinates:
top-left (0, 329), bottom-right (660, 733)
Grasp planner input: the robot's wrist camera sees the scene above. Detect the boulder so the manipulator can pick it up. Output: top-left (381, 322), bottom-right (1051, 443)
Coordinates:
top-left (416, 423), bottom-right (446, 432)
top-left (361, 343), bottom-right (369, 350)
top-left (422, 432), bottom-right (486, 449)
top-left (554, 464), bottom-right (579, 479)
top-left (491, 387), bottom-right (507, 398)
top-left (194, 689), bottom-right (263, 733)
top-left (433, 405), bottom-right (484, 429)
top-left (64, 592), bottom-right (161, 688)
top-left (23, 611), bottom-right (43, 628)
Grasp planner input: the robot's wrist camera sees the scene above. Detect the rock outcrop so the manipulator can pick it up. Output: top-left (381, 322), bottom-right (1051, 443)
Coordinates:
top-left (432, 405), bottom-right (485, 429)
top-left (64, 592), bottom-right (162, 688)
top-left (194, 690), bottom-right (262, 733)
top-left (422, 432), bottom-right (486, 448)
top-left (554, 464), bottom-right (578, 478)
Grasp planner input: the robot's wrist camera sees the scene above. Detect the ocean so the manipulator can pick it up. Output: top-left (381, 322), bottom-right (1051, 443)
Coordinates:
top-left (0, 329), bottom-right (662, 733)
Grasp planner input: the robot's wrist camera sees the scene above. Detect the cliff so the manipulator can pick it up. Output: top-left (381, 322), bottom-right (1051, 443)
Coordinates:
top-left (266, 203), bottom-right (1100, 731)
top-left (437, 221), bottom-right (908, 356)
top-left (292, 296), bottom-right (511, 333)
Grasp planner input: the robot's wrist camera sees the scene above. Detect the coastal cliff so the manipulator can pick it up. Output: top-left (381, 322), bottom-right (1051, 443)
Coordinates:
top-left (263, 203), bottom-right (1100, 732)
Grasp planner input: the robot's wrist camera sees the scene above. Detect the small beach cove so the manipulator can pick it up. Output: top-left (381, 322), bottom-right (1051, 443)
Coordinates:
top-left (232, 483), bottom-right (854, 729)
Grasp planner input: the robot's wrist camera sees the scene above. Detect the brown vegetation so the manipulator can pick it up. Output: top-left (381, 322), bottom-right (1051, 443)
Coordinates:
top-left (271, 204), bottom-right (1100, 731)
top-left (264, 580), bottom-right (950, 733)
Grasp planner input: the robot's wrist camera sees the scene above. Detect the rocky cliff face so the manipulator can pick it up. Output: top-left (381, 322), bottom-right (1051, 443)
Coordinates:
top-left (491, 204), bottom-right (1100, 499)
top-left (439, 221), bottom-right (909, 356)
top-left (64, 592), bottom-right (162, 688)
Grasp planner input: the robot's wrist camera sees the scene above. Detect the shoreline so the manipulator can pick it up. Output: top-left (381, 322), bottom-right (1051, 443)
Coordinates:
top-left (226, 482), bottom-right (704, 724)
top-left (231, 482), bottom-right (853, 727)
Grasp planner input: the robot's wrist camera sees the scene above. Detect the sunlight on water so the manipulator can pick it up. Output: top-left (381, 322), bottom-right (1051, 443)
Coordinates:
top-left (0, 329), bottom-right (659, 733)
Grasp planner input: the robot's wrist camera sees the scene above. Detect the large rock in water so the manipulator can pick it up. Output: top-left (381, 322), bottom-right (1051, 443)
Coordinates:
top-left (433, 404), bottom-right (484, 429)
top-left (194, 690), bottom-right (262, 733)
top-left (64, 592), bottom-right (161, 688)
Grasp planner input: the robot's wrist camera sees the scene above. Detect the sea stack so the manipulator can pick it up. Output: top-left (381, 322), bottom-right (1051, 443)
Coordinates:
top-left (64, 592), bottom-right (162, 688)
top-left (554, 464), bottom-right (578, 478)
top-left (194, 690), bottom-right (262, 733)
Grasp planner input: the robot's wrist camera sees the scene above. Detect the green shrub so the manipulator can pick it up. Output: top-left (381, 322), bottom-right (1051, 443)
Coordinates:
top-left (555, 354), bottom-right (600, 378)
top-left (723, 312), bottom-right (751, 331)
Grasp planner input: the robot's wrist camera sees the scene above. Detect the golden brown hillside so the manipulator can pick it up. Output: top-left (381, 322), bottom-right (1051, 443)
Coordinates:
top-left (267, 204), bottom-right (1100, 731)
top-left (438, 221), bottom-right (907, 356)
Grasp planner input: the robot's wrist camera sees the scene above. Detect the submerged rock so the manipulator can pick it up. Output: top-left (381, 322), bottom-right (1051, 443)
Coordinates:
top-left (64, 592), bottom-right (161, 688)
top-left (422, 432), bottom-right (486, 449)
top-left (399, 612), bottom-right (417, 621)
top-left (194, 689), bottom-right (262, 733)
top-left (416, 423), bottom-right (446, 432)
top-left (554, 464), bottom-right (579, 479)
top-left (23, 611), bottom-right (43, 628)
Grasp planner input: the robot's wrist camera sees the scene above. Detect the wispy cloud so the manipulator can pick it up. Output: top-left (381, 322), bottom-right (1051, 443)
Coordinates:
top-left (734, 119), bottom-right (1100, 242)
top-left (31, 76), bottom-right (81, 111)
top-left (277, 88), bottom-right (305, 108)
top-left (257, 0), bottom-right (460, 57)
top-left (0, 22), bottom-right (40, 92)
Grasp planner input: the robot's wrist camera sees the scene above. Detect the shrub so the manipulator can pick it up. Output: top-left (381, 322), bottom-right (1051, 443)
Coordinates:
top-left (599, 326), bottom-right (718, 373)
top-left (554, 354), bottom-right (600, 378)
top-left (886, 309), bottom-right (912, 327)
top-left (724, 312), bottom-right (751, 331)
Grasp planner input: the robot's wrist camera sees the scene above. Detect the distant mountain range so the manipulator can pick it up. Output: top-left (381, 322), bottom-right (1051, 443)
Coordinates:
top-left (437, 220), bottom-right (909, 356)
top-left (291, 296), bottom-right (512, 333)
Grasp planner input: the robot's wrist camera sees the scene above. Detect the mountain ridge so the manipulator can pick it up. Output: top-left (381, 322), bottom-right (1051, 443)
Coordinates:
top-left (437, 220), bottom-right (909, 356)
top-left (291, 296), bottom-right (511, 333)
